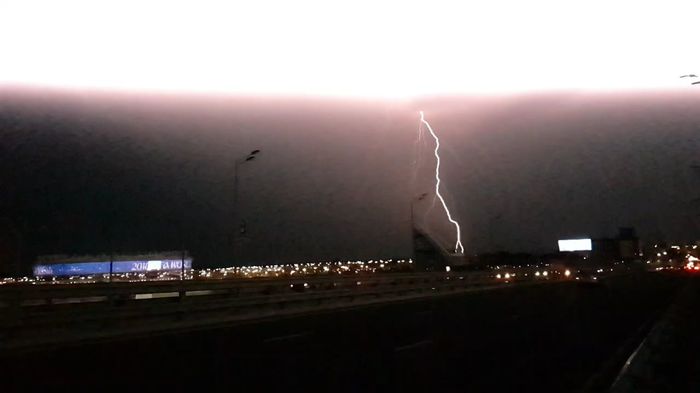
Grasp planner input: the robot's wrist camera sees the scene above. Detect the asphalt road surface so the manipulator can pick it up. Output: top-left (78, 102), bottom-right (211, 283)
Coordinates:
top-left (1, 272), bottom-right (685, 392)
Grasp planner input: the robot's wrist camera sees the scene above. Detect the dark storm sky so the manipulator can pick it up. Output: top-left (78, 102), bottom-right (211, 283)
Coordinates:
top-left (1, 87), bottom-right (699, 267)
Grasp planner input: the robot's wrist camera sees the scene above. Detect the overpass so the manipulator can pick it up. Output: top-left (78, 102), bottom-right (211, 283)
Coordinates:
top-left (1, 267), bottom-right (683, 393)
top-left (0, 267), bottom-right (592, 352)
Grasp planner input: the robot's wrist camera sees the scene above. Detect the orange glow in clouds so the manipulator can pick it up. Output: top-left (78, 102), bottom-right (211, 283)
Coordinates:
top-left (1, 0), bottom-right (699, 97)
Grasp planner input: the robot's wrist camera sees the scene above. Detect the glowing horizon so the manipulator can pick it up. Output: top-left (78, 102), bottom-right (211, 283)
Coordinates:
top-left (1, 0), bottom-right (698, 98)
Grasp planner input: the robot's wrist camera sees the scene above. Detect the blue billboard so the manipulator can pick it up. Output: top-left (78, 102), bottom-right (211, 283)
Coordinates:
top-left (33, 259), bottom-right (193, 277)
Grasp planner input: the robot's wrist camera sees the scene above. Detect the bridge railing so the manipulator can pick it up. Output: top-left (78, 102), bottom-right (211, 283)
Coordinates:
top-left (0, 271), bottom-right (500, 305)
top-left (0, 270), bottom-right (575, 351)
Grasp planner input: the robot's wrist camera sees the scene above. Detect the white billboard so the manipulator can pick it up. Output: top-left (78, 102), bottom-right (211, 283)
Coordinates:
top-left (558, 238), bottom-right (592, 252)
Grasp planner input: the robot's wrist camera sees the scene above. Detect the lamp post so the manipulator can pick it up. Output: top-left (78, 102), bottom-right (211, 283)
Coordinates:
top-left (232, 149), bottom-right (261, 262)
top-left (410, 192), bottom-right (429, 232)
top-left (410, 192), bottom-right (429, 262)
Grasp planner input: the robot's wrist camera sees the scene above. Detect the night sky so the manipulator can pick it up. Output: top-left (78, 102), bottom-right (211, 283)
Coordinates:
top-left (1, 87), bottom-right (699, 268)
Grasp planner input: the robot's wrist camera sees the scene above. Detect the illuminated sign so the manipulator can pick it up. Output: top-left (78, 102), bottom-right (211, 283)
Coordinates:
top-left (558, 239), bottom-right (592, 252)
top-left (33, 259), bottom-right (192, 277)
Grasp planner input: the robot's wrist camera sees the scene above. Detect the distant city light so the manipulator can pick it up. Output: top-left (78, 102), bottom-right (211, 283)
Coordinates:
top-left (17, 258), bottom-right (414, 284)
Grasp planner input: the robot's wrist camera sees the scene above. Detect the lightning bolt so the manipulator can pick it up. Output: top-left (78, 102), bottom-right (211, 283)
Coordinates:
top-left (419, 111), bottom-right (465, 254)
top-left (416, 120), bottom-right (438, 225)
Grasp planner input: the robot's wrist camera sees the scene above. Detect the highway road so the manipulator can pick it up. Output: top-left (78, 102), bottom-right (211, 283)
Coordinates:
top-left (0, 272), bottom-right (685, 392)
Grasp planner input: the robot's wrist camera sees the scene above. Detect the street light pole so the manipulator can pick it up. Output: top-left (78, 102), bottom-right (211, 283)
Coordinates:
top-left (410, 192), bottom-right (428, 261)
top-left (411, 192), bottom-right (429, 231)
top-left (231, 149), bottom-right (260, 262)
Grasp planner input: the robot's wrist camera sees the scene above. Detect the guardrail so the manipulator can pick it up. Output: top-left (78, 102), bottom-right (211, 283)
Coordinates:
top-left (0, 270), bottom-right (576, 352)
top-left (608, 276), bottom-right (699, 393)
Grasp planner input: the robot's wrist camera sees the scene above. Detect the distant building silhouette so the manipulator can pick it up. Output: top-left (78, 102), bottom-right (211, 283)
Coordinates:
top-left (412, 227), bottom-right (467, 270)
top-left (0, 218), bottom-right (21, 276)
top-left (591, 227), bottom-right (640, 262)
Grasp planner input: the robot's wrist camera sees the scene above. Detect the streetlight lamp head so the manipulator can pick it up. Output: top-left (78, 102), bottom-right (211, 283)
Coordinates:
top-left (245, 156), bottom-right (256, 161)
top-left (250, 149), bottom-right (261, 155)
